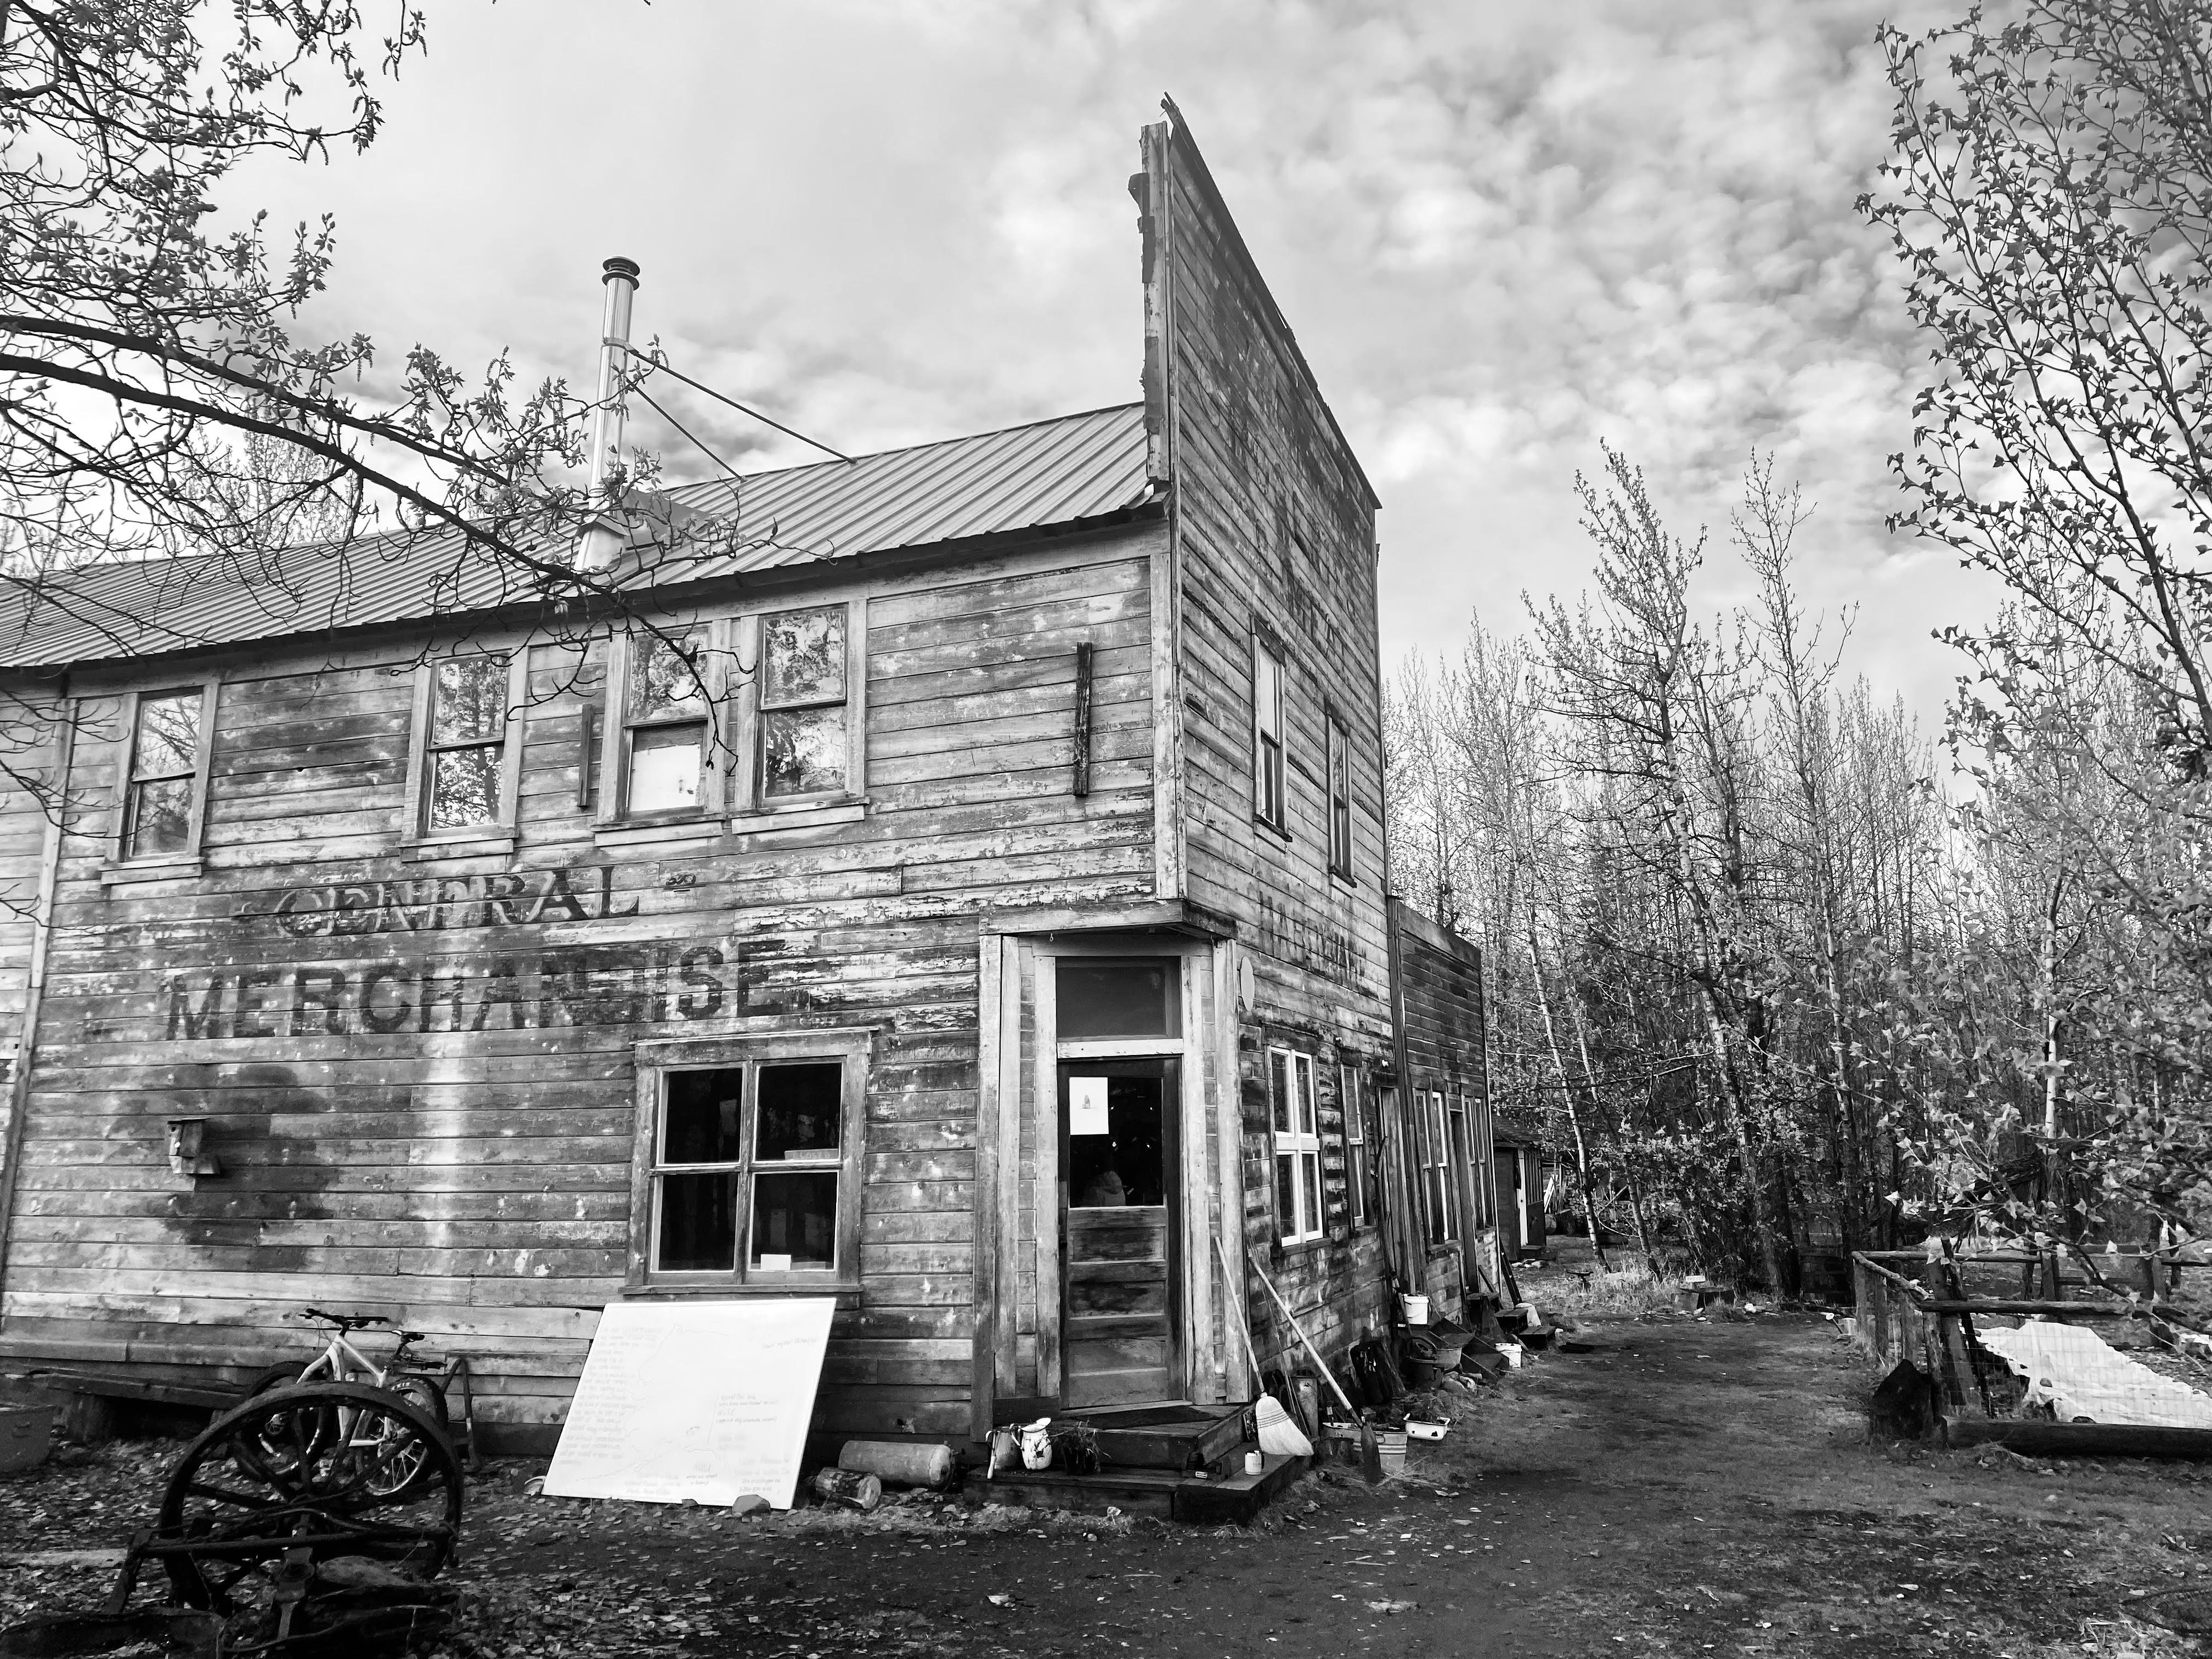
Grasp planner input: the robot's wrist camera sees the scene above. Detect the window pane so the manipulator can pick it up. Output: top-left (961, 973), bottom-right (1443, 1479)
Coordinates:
top-left (1276, 1152), bottom-right (1297, 1233)
top-left (1055, 957), bottom-right (1179, 1040)
top-left (427, 745), bottom-right (501, 830)
top-left (432, 657), bottom-right (506, 744)
top-left (629, 721), bottom-right (703, 812)
top-left (1302, 1151), bottom-right (1322, 1236)
top-left (125, 776), bottom-right (192, 857)
top-left (1270, 1051), bottom-right (1291, 1133)
top-left (658, 1172), bottom-right (737, 1271)
top-left (133, 692), bottom-right (199, 779)
top-left (761, 707), bottom-right (845, 798)
top-left (755, 1062), bottom-right (843, 1160)
top-left (663, 1068), bottom-right (744, 1164)
top-left (632, 632), bottom-right (706, 719)
top-left (751, 1170), bottom-right (837, 1269)
top-left (1254, 645), bottom-right (1280, 740)
top-left (1296, 1059), bottom-right (1316, 1134)
top-left (762, 606), bottom-right (845, 706)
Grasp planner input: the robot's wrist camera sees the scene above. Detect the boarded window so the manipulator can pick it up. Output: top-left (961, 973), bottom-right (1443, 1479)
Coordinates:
top-left (626, 631), bottom-right (709, 814)
top-left (1252, 636), bottom-right (1285, 830)
top-left (644, 1046), bottom-right (862, 1284)
top-left (1272, 1047), bottom-right (1321, 1244)
top-left (124, 690), bottom-right (202, 859)
top-left (759, 605), bottom-right (847, 799)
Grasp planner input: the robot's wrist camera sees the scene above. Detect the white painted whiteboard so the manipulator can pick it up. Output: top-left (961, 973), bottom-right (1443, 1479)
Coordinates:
top-left (543, 1297), bottom-right (837, 1508)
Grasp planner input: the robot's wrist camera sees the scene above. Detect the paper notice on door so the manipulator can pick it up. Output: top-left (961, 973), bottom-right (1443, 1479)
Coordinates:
top-left (1069, 1076), bottom-right (1110, 1136)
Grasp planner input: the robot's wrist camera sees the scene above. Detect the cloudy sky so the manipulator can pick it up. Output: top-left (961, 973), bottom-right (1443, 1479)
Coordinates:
top-left (243, 0), bottom-right (1987, 718)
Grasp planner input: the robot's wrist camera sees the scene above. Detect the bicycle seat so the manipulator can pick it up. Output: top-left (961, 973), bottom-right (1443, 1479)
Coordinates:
top-left (394, 1330), bottom-right (429, 1344)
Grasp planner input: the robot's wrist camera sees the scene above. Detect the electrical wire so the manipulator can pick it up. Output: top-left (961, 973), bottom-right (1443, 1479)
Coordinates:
top-left (633, 385), bottom-right (745, 484)
top-left (627, 348), bottom-right (855, 465)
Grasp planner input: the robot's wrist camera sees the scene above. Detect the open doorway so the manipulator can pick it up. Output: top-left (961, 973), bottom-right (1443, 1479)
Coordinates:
top-left (1057, 1056), bottom-right (1180, 1408)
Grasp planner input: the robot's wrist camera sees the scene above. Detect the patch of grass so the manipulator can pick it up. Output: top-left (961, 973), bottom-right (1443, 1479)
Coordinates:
top-left (1546, 1258), bottom-right (1689, 1317)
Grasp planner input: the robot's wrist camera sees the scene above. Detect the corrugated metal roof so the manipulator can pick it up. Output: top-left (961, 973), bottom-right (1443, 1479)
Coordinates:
top-left (0, 402), bottom-right (1153, 671)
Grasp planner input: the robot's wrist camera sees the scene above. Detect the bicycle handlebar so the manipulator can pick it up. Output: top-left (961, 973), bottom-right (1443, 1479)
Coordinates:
top-left (297, 1307), bottom-right (390, 1330)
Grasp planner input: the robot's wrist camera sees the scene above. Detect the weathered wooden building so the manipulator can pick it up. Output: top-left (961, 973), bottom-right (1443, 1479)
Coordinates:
top-left (0, 107), bottom-right (1496, 1454)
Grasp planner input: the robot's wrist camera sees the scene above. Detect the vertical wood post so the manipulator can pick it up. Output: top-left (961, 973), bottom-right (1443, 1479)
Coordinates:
top-left (1071, 642), bottom-right (1094, 798)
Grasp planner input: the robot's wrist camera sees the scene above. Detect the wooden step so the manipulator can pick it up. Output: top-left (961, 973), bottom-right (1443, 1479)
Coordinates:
top-left (1066, 1312), bottom-right (1166, 1340)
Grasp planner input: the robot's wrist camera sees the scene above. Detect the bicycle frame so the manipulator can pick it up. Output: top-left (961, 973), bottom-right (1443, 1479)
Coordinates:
top-left (294, 1327), bottom-right (428, 1454)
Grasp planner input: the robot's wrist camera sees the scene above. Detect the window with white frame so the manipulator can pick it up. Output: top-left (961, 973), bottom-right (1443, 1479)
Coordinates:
top-left (120, 687), bottom-right (212, 860)
top-left (633, 1031), bottom-right (868, 1286)
top-left (1252, 634), bottom-right (1285, 832)
top-left (758, 605), bottom-right (849, 800)
top-left (1271, 1046), bottom-right (1321, 1244)
top-left (1422, 1088), bottom-right (1454, 1243)
top-left (1342, 1064), bottom-right (1370, 1229)
top-left (1327, 710), bottom-right (1353, 878)
top-left (623, 628), bottom-right (713, 815)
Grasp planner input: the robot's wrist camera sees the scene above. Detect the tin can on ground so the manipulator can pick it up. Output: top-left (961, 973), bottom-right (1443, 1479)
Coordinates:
top-left (810, 1467), bottom-right (883, 1512)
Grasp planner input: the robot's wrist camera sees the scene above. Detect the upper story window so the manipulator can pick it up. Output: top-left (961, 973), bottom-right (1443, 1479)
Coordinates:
top-left (759, 605), bottom-right (848, 801)
top-left (1327, 710), bottom-right (1353, 878)
top-left (405, 652), bottom-right (525, 842)
top-left (1271, 1046), bottom-right (1321, 1245)
top-left (425, 658), bottom-right (507, 830)
top-left (597, 601), bottom-right (866, 830)
top-left (625, 629), bottom-right (713, 815)
top-left (1252, 634), bottom-right (1286, 833)
top-left (119, 687), bottom-right (214, 861)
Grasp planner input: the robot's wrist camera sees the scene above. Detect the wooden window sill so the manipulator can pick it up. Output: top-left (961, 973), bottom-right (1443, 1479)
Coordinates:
top-left (594, 816), bottom-right (724, 851)
top-left (729, 798), bottom-right (867, 834)
top-left (399, 829), bottom-right (518, 863)
top-left (99, 856), bottom-right (204, 884)
top-left (1253, 816), bottom-right (1292, 845)
top-left (622, 1282), bottom-right (859, 1307)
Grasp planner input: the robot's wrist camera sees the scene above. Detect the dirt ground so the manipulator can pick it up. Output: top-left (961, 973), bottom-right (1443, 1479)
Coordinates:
top-left (5, 1313), bottom-right (2210, 1657)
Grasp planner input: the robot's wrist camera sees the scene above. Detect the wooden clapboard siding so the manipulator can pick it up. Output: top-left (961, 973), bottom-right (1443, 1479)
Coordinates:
top-left (1138, 115), bottom-right (1400, 1379)
top-left (0, 521), bottom-right (1163, 1441)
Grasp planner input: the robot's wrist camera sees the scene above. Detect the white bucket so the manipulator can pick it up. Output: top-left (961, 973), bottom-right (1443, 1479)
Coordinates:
top-left (1401, 1293), bottom-right (1430, 1326)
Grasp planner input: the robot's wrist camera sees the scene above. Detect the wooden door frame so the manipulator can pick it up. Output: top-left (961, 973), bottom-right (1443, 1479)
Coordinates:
top-left (1028, 936), bottom-right (1212, 1407)
top-left (1055, 1053), bottom-right (1181, 1407)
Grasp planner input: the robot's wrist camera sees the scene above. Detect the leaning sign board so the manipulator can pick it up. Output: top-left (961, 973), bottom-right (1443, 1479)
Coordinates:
top-left (543, 1298), bottom-right (837, 1508)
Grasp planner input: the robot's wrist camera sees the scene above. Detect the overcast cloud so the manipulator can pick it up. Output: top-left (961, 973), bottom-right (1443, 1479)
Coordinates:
top-left (240, 0), bottom-right (1987, 718)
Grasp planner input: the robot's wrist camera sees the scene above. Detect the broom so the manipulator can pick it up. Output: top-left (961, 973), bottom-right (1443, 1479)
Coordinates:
top-left (1213, 1237), bottom-right (1308, 1457)
top-left (1240, 1242), bottom-right (1389, 1487)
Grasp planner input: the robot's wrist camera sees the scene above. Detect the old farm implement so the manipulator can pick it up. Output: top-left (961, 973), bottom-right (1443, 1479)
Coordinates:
top-left (1853, 1244), bottom-right (2212, 1457)
top-left (1, 1381), bottom-right (463, 1657)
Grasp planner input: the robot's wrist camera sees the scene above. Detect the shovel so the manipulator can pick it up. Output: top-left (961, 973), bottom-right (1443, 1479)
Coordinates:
top-left (1233, 1240), bottom-right (1388, 1487)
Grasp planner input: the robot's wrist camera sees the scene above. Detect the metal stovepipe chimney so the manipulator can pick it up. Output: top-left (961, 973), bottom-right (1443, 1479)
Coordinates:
top-left (576, 256), bottom-right (641, 573)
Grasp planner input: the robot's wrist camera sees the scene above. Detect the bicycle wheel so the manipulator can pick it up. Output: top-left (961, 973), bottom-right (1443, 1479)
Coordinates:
top-left (381, 1373), bottom-right (449, 1434)
top-left (237, 1361), bottom-right (331, 1477)
top-left (352, 1380), bottom-right (450, 1499)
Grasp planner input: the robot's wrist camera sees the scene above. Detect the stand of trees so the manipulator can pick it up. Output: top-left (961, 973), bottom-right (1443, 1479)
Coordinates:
top-left (1386, 1), bottom-right (2212, 1286)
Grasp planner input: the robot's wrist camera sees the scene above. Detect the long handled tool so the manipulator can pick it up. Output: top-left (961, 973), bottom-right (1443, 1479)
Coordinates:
top-left (1245, 1246), bottom-right (1387, 1486)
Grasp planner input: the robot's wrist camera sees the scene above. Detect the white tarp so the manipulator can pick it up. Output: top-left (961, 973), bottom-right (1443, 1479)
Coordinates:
top-left (543, 1297), bottom-right (838, 1508)
top-left (1976, 1318), bottom-right (2212, 1428)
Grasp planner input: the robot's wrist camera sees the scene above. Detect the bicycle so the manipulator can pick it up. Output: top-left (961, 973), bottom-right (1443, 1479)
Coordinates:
top-left (240, 1308), bottom-right (453, 1498)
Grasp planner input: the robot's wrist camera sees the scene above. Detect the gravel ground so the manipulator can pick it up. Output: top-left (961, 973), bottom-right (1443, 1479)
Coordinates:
top-left (4, 1313), bottom-right (2210, 1656)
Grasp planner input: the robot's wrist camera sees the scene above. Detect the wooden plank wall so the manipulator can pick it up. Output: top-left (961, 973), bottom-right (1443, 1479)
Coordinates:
top-left (1390, 898), bottom-right (1493, 1306)
top-left (0, 525), bottom-right (1161, 1443)
top-left (1143, 115), bottom-right (1398, 1373)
